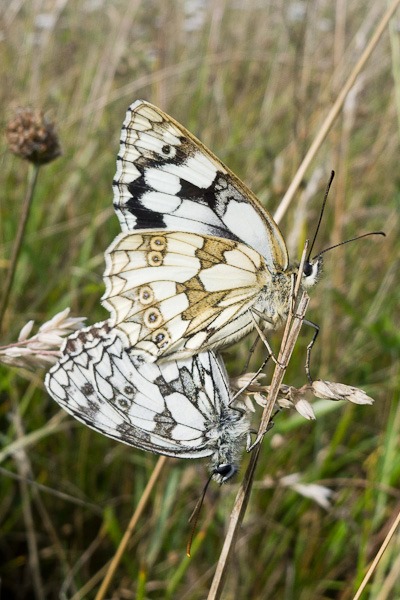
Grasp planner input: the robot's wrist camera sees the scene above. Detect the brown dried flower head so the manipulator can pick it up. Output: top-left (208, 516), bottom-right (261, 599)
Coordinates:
top-left (6, 107), bottom-right (61, 164)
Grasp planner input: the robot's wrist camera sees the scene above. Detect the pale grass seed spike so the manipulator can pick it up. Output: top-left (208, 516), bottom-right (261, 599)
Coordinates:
top-left (45, 323), bottom-right (250, 483)
top-left (103, 100), bottom-right (322, 360)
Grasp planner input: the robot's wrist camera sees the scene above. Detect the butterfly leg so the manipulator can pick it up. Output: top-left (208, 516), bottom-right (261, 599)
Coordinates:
top-left (247, 419), bottom-right (275, 452)
top-left (303, 318), bottom-right (320, 383)
top-left (241, 334), bottom-right (261, 374)
top-left (246, 430), bottom-right (257, 451)
top-left (249, 309), bottom-right (286, 368)
top-left (229, 402), bottom-right (247, 416)
top-left (229, 352), bottom-right (270, 405)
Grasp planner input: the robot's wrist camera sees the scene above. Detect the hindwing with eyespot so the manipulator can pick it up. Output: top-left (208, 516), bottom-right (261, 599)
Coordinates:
top-left (102, 230), bottom-right (271, 360)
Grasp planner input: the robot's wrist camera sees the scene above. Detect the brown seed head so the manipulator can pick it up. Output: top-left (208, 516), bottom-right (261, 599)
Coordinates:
top-left (6, 107), bottom-right (61, 164)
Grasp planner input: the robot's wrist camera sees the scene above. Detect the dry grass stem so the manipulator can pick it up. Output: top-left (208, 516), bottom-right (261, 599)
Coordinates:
top-left (352, 508), bottom-right (400, 600)
top-left (94, 455), bottom-right (168, 600)
top-left (274, 0), bottom-right (400, 224)
top-left (0, 164), bottom-right (39, 332)
top-left (206, 441), bottom-right (262, 600)
top-left (0, 411), bottom-right (67, 465)
top-left (70, 564), bottom-right (110, 600)
top-left (69, 457), bottom-right (169, 599)
top-left (208, 251), bottom-right (311, 600)
top-left (11, 406), bottom-right (44, 599)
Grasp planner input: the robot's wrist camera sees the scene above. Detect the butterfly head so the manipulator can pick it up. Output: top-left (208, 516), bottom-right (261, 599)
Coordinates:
top-left (208, 407), bottom-right (249, 484)
top-left (302, 254), bottom-right (323, 288)
top-left (301, 231), bottom-right (385, 290)
top-left (212, 462), bottom-right (238, 484)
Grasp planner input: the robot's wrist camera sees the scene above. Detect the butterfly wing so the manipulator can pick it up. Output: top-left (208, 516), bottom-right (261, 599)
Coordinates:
top-left (45, 323), bottom-right (235, 459)
top-left (113, 100), bottom-right (288, 272)
top-left (102, 231), bottom-right (269, 360)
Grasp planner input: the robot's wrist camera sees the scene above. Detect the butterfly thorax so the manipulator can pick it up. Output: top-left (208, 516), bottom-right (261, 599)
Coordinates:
top-left (254, 253), bottom-right (322, 332)
top-left (252, 271), bottom-right (293, 330)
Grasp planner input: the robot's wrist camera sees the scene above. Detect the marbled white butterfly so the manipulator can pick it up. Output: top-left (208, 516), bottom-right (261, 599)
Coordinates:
top-left (102, 100), bottom-right (321, 360)
top-left (45, 323), bottom-right (250, 483)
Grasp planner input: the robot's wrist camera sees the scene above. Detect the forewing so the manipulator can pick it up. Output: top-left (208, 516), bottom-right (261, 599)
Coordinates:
top-left (45, 323), bottom-right (231, 459)
top-left (113, 100), bottom-right (288, 271)
top-left (102, 231), bottom-right (267, 360)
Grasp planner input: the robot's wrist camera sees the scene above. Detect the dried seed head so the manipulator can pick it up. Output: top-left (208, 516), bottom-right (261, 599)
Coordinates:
top-left (6, 107), bottom-right (61, 164)
top-left (312, 379), bottom-right (374, 405)
top-left (0, 308), bottom-right (86, 369)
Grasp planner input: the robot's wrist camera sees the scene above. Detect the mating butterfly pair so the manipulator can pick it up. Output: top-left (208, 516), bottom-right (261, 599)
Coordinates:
top-left (45, 101), bottom-right (320, 482)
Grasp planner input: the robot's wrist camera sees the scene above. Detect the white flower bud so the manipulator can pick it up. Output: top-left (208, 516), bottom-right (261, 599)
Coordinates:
top-left (18, 320), bottom-right (34, 341)
top-left (294, 398), bottom-right (316, 420)
top-left (312, 380), bottom-right (374, 405)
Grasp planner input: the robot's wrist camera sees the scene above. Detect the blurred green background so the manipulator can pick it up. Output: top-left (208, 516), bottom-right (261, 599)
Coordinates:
top-left (0, 1), bottom-right (399, 598)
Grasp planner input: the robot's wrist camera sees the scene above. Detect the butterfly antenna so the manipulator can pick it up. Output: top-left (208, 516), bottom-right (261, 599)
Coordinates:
top-left (313, 231), bottom-right (386, 260)
top-left (307, 170), bottom-right (335, 262)
top-left (186, 473), bottom-right (214, 557)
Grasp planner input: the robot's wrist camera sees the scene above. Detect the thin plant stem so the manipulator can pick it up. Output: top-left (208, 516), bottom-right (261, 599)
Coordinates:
top-left (61, 530), bottom-right (106, 600)
top-left (70, 563), bottom-right (109, 600)
top-left (0, 411), bottom-right (67, 465)
top-left (7, 425), bottom-right (76, 595)
top-left (0, 164), bottom-right (40, 332)
top-left (207, 246), bottom-right (310, 600)
top-left (11, 404), bottom-right (44, 599)
top-left (389, 0), bottom-right (400, 137)
top-left (206, 441), bottom-right (262, 600)
top-left (0, 465), bottom-right (102, 514)
top-left (352, 508), bottom-right (400, 600)
top-left (94, 455), bottom-right (168, 600)
top-left (274, 0), bottom-right (400, 224)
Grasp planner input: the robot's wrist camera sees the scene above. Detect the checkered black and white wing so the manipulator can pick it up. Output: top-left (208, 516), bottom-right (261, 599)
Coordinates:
top-left (113, 100), bottom-right (288, 272)
top-left (45, 323), bottom-right (249, 479)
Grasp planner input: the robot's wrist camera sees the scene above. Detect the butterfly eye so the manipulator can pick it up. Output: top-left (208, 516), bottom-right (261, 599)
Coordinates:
top-left (303, 261), bottom-right (313, 277)
top-left (215, 463), bottom-right (237, 482)
top-left (148, 251), bottom-right (163, 266)
top-left (302, 255), bottom-right (322, 288)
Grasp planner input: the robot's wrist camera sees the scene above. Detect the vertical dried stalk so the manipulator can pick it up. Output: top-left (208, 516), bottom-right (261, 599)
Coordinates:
top-left (0, 164), bottom-right (40, 332)
top-left (94, 455), bottom-right (168, 600)
top-left (352, 509), bottom-right (400, 600)
top-left (274, 0), bottom-right (400, 224)
top-left (11, 406), bottom-right (44, 599)
top-left (207, 291), bottom-right (310, 600)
